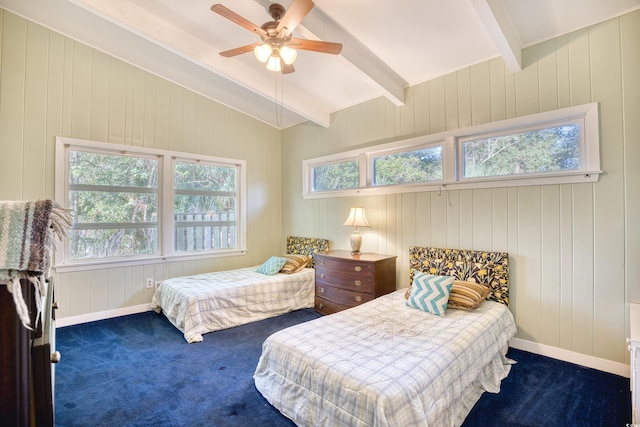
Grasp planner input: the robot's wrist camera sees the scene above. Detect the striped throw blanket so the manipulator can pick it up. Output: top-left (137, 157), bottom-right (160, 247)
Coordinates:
top-left (0, 200), bottom-right (72, 329)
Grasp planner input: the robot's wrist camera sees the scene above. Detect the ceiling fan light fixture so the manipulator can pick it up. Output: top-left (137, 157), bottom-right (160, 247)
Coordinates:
top-left (213, 1), bottom-right (343, 75)
top-left (280, 46), bottom-right (297, 65)
top-left (254, 43), bottom-right (272, 63)
top-left (266, 55), bottom-right (282, 72)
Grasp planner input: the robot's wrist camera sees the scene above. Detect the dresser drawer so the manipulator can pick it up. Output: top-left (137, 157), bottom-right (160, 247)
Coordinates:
top-left (316, 283), bottom-right (373, 307)
top-left (316, 266), bottom-right (373, 292)
top-left (315, 257), bottom-right (374, 277)
top-left (315, 297), bottom-right (354, 315)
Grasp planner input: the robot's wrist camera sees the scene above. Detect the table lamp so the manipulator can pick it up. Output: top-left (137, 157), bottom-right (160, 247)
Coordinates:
top-left (343, 207), bottom-right (370, 255)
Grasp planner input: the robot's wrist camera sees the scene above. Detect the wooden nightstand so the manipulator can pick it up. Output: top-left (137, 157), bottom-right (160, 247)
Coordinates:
top-left (314, 250), bottom-right (397, 315)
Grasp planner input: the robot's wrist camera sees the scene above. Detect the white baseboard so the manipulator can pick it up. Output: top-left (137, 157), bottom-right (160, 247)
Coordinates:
top-left (56, 304), bottom-right (152, 327)
top-left (509, 337), bottom-right (630, 378)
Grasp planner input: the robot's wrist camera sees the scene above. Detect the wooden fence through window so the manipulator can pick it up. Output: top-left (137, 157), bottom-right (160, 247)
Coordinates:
top-left (175, 212), bottom-right (235, 251)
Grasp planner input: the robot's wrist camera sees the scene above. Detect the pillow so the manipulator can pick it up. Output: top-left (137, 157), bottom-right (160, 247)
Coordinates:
top-left (279, 254), bottom-right (310, 274)
top-left (406, 273), bottom-right (454, 317)
top-left (448, 280), bottom-right (491, 310)
top-left (256, 256), bottom-right (288, 275)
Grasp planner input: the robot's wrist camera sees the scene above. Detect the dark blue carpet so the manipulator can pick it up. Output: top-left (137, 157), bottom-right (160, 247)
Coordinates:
top-left (55, 310), bottom-right (631, 426)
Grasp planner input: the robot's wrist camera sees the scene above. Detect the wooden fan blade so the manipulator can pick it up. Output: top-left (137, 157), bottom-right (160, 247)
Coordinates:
top-left (289, 38), bottom-right (342, 55)
top-left (219, 42), bottom-right (262, 57)
top-left (211, 4), bottom-right (264, 35)
top-left (275, 0), bottom-right (314, 37)
top-left (281, 60), bottom-right (295, 74)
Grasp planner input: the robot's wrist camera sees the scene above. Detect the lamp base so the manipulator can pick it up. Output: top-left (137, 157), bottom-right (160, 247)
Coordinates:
top-left (349, 231), bottom-right (362, 255)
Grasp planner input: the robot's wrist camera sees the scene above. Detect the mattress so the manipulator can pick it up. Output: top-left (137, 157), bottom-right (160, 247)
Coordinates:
top-left (254, 289), bottom-right (517, 426)
top-left (151, 267), bottom-right (315, 343)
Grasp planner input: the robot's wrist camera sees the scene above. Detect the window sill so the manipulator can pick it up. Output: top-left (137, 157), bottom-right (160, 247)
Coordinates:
top-left (302, 170), bottom-right (603, 199)
top-left (54, 249), bottom-right (248, 273)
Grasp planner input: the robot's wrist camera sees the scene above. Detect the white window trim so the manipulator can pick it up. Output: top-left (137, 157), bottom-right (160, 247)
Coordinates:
top-left (54, 137), bottom-right (247, 273)
top-left (302, 102), bottom-right (601, 199)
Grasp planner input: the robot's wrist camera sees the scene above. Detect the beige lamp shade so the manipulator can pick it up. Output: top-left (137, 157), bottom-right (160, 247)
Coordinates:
top-left (343, 207), bottom-right (370, 255)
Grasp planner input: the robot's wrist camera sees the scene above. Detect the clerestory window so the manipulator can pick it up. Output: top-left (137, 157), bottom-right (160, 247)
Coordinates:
top-left (302, 103), bottom-right (600, 198)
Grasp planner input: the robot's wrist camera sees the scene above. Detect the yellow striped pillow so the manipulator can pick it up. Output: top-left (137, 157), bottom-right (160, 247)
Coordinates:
top-left (279, 254), bottom-right (310, 274)
top-left (447, 280), bottom-right (490, 310)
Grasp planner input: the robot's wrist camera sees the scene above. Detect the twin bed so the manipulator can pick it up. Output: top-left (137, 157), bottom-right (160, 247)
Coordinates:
top-left (151, 236), bottom-right (328, 343)
top-left (152, 238), bottom-right (516, 426)
top-left (253, 246), bottom-right (516, 426)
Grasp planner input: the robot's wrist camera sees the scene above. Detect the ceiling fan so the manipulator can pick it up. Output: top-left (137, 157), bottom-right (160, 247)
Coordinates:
top-left (211, 0), bottom-right (343, 74)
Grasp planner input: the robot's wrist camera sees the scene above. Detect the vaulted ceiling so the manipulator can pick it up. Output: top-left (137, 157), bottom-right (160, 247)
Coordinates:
top-left (2, 0), bottom-right (639, 129)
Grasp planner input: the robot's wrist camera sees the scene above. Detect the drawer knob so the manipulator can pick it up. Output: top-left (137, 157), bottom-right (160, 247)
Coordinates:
top-left (319, 287), bottom-right (325, 293)
top-left (320, 273), bottom-right (325, 279)
top-left (50, 351), bottom-right (61, 364)
top-left (318, 303), bottom-right (324, 310)
top-left (319, 260), bottom-right (324, 265)
top-left (354, 280), bottom-right (362, 286)
top-left (354, 266), bottom-right (362, 272)
top-left (355, 296), bottom-right (362, 302)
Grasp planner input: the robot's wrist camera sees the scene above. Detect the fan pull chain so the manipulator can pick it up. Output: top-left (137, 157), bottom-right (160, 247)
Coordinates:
top-left (274, 70), bottom-right (284, 127)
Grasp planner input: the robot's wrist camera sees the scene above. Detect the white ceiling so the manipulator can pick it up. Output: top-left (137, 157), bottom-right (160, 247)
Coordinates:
top-left (1, 0), bottom-right (639, 129)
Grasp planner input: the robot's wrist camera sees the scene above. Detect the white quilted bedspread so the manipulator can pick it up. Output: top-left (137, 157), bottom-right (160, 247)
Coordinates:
top-left (151, 267), bottom-right (315, 343)
top-left (254, 289), bottom-right (517, 427)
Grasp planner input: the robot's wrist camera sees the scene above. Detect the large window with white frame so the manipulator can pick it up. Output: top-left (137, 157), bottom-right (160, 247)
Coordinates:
top-left (302, 103), bottom-right (600, 198)
top-left (55, 137), bottom-right (246, 271)
top-left (65, 147), bottom-right (160, 260)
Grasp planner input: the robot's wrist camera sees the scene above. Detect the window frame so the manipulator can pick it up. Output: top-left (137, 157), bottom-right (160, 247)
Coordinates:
top-left (55, 137), bottom-right (247, 273)
top-left (302, 102), bottom-right (600, 199)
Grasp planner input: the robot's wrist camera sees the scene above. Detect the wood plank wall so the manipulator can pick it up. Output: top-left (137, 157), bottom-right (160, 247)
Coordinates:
top-left (0, 10), bottom-right (283, 321)
top-left (282, 11), bottom-right (640, 365)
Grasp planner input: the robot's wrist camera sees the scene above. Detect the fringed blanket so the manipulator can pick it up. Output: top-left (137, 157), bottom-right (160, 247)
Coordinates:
top-left (0, 200), bottom-right (72, 329)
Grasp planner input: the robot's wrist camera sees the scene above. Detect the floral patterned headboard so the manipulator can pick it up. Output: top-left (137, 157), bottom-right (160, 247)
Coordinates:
top-left (286, 236), bottom-right (329, 268)
top-left (408, 246), bottom-right (510, 306)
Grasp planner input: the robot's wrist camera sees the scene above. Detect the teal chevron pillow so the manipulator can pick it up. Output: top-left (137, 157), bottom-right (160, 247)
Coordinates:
top-left (256, 256), bottom-right (288, 275)
top-left (406, 272), bottom-right (454, 317)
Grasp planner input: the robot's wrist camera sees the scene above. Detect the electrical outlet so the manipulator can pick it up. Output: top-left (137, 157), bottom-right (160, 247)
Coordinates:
top-left (145, 278), bottom-right (154, 288)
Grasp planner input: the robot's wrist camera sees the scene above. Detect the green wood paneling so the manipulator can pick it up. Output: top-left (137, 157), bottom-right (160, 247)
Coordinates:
top-left (589, 18), bottom-right (626, 362)
top-left (0, 12), bottom-right (26, 200)
top-left (541, 185), bottom-right (561, 347)
top-left (621, 12), bottom-right (640, 304)
top-left (23, 22), bottom-right (48, 200)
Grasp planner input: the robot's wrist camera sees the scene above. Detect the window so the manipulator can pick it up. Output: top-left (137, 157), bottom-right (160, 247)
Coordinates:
top-left (311, 159), bottom-right (359, 191)
top-left (460, 122), bottom-right (581, 179)
top-left (67, 149), bottom-right (159, 261)
top-left (302, 102), bottom-right (600, 198)
top-left (173, 160), bottom-right (238, 252)
top-left (55, 137), bottom-right (246, 271)
top-left (372, 145), bottom-right (443, 186)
